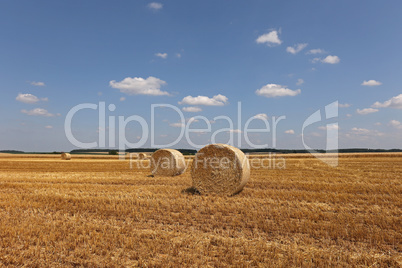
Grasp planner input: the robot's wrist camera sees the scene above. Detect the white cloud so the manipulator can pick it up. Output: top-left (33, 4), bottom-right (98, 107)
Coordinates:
top-left (148, 2), bottom-right (163, 10)
top-left (311, 57), bottom-right (321, 63)
top-left (322, 55), bottom-right (340, 64)
top-left (286, 43), bottom-right (308, 54)
top-left (16, 93), bottom-right (40, 104)
top-left (372, 94), bottom-right (402, 109)
top-left (256, 84), bottom-right (301, 98)
top-left (361, 80), bottom-right (382, 86)
top-left (306, 49), bottom-right (326, 54)
top-left (285, 129), bottom-right (295, 134)
top-left (176, 53), bottom-right (182, 58)
top-left (120, 97), bottom-right (126, 101)
top-left (30, 81), bottom-right (45, 86)
top-left (179, 94), bottom-right (228, 106)
top-left (349, 127), bottom-right (385, 137)
top-left (356, 108), bottom-right (379, 115)
top-left (351, 127), bottom-right (370, 134)
top-left (338, 103), bottom-right (351, 108)
top-left (253, 113), bottom-right (268, 120)
top-left (182, 106), bottom-right (202, 113)
top-left (109, 76), bottom-right (170, 96)
top-left (170, 122), bottom-right (185, 128)
top-left (155, 52), bottom-right (168, 59)
top-left (374, 122), bottom-right (382, 126)
top-left (186, 117), bottom-right (199, 123)
top-left (296, 78), bottom-right (304, 85)
top-left (228, 129), bottom-right (242, 133)
top-left (318, 125), bottom-right (339, 130)
top-left (389, 120), bottom-right (402, 129)
top-left (21, 108), bottom-right (55, 117)
top-left (45, 125), bottom-right (53, 129)
top-left (256, 30), bottom-right (282, 46)
top-left (16, 93), bottom-right (48, 104)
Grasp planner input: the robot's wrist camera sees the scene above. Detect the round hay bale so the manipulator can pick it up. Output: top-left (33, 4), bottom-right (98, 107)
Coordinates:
top-left (61, 153), bottom-right (71, 160)
top-left (128, 153), bottom-right (139, 159)
top-left (191, 144), bottom-right (250, 195)
top-left (150, 149), bottom-right (186, 176)
top-left (138, 153), bottom-right (147, 159)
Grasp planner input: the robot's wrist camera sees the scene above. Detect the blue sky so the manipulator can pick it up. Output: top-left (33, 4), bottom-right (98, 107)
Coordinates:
top-left (1, 0), bottom-right (401, 151)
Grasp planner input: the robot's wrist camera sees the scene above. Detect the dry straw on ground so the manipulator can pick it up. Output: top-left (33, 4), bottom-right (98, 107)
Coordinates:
top-left (191, 143), bottom-right (250, 195)
top-left (61, 153), bottom-right (71, 160)
top-left (150, 149), bottom-right (186, 176)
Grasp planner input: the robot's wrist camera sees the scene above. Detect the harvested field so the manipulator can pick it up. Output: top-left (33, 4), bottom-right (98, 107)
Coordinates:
top-left (0, 153), bottom-right (401, 266)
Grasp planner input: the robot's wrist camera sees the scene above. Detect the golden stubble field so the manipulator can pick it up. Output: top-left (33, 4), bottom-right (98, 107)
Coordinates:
top-left (0, 153), bottom-right (401, 267)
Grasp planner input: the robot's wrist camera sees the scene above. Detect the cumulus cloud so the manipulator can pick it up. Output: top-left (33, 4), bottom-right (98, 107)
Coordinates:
top-left (322, 55), bottom-right (340, 64)
top-left (286, 43), bottom-right (308, 54)
top-left (389, 120), bottom-right (402, 129)
top-left (361, 80), bottom-right (382, 86)
top-left (186, 117), bottom-right (199, 123)
top-left (256, 84), bottom-right (301, 98)
top-left (179, 94), bottom-right (228, 106)
top-left (372, 94), bottom-right (402, 109)
top-left (16, 93), bottom-right (40, 104)
top-left (306, 48), bottom-right (326, 54)
top-left (338, 103), bottom-right (351, 108)
top-left (285, 129), bottom-right (295, 134)
top-left (155, 52), bottom-right (167, 59)
top-left (351, 127), bottom-right (370, 134)
top-left (170, 122), bottom-right (185, 128)
top-left (312, 55), bottom-right (340, 64)
top-left (148, 2), bottom-right (163, 10)
top-left (350, 127), bottom-right (384, 137)
top-left (16, 93), bottom-right (48, 104)
top-left (356, 108), bottom-right (379, 115)
top-left (296, 78), bottom-right (304, 85)
top-left (253, 113), bottom-right (268, 120)
top-left (318, 125), bottom-right (339, 130)
top-left (21, 108), bottom-right (56, 117)
top-left (109, 76), bottom-right (170, 96)
top-left (182, 106), bottom-right (202, 113)
top-left (228, 129), bottom-right (242, 133)
top-left (30, 81), bottom-right (45, 86)
top-left (256, 30), bottom-right (282, 46)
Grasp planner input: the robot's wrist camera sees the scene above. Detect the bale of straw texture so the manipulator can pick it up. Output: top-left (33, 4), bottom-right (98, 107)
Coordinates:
top-left (138, 153), bottom-right (147, 159)
top-left (61, 153), bottom-right (71, 160)
top-left (191, 144), bottom-right (250, 195)
top-left (150, 149), bottom-right (186, 176)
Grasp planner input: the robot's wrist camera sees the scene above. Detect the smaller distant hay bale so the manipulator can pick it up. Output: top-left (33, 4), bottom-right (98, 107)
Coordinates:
top-left (61, 153), bottom-right (71, 160)
top-left (191, 144), bottom-right (250, 195)
top-left (150, 149), bottom-right (186, 176)
top-left (128, 153), bottom-right (139, 159)
top-left (138, 153), bottom-right (148, 160)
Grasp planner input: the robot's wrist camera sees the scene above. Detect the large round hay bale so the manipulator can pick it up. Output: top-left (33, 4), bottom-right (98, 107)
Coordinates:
top-left (191, 144), bottom-right (250, 195)
top-left (150, 149), bottom-right (186, 176)
top-left (61, 153), bottom-right (71, 160)
top-left (138, 153), bottom-right (147, 159)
